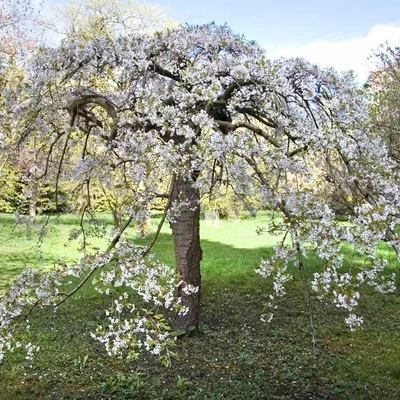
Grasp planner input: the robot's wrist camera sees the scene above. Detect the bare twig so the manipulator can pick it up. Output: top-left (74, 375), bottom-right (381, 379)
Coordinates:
top-left (53, 214), bottom-right (134, 309)
top-left (300, 257), bottom-right (317, 354)
top-left (142, 174), bottom-right (176, 256)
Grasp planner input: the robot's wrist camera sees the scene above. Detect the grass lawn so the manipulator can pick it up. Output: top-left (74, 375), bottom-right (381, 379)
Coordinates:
top-left (0, 212), bottom-right (399, 399)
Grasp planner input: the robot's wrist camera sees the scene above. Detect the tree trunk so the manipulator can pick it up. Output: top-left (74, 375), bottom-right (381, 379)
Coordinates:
top-left (170, 175), bottom-right (202, 335)
top-left (29, 198), bottom-right (36, 224)
top-left (111, 208), bottom-right (122, 230)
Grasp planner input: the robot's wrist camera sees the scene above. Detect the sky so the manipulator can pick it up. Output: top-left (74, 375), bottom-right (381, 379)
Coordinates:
top-left (43, 0), bottom-right (400, 82)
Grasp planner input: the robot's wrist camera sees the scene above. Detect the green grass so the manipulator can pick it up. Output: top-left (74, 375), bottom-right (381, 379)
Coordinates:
top-left (0, 212), bottom-right (399, 399)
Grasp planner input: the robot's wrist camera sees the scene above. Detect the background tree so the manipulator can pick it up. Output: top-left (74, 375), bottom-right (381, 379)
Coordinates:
top-left (45, 0), bottom-right (175, 42)
top-left (0, 0), bottom-right (40, 58)
top-left (368, 45), bottom-right (400, 162)
top-left (0, 0), bottom-right (52, 220)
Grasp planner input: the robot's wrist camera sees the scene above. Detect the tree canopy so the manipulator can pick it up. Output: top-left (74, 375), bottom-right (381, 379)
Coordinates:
top-left (0, 23), bottom-right (398, 364)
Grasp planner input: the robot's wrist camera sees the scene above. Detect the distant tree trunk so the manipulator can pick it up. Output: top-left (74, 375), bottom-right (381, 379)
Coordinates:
top-left (170, 175), bottom-right (202, 335)
top-left (111, 208), bottom-right (122, 230)
top-left (28, 179), bottom-right (39, 224)
top-left (28, 198), bottom-right (36, 223)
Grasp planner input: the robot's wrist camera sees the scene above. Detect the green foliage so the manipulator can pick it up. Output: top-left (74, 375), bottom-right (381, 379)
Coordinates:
top-left (0, 169), bottom-right (69, 214)
top-left (0, 163), bottom-right (22, 212)
top-left (369, 45), bottom-right (400, 160)
top-left (52, 0), bottom-right (176, 42)
top-left (202, 186), bottom-right (259, 220)
top-left (97, 373), bottom-right (194, 399)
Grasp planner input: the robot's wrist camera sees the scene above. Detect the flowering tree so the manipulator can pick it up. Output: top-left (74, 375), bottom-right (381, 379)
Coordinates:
top-left (0, 0), bottom-right (48, 221)
top-left (0, 24), bottom-right (398, 363)
top-left (0, 0), bottom-right (41, 59)
top-left (1, 0), bottom-right (41, 136)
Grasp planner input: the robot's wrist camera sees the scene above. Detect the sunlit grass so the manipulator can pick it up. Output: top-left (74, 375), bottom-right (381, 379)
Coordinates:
top-left (0, 212), bottom-right (281, 289)
top-left (0, 212), bottom-right (399, 399)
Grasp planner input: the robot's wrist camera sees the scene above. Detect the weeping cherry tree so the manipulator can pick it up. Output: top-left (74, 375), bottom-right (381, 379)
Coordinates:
top-left (0, 24), bottom-right (397, 364)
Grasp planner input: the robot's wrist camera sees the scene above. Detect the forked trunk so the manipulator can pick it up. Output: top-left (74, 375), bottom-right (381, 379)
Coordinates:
top-left (170, 175), bottom-right (202, 335)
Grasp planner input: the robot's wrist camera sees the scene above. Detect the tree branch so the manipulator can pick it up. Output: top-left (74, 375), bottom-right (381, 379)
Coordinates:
top-left (215, 120), bottom-right (281, 148)
top-left (53, 214), bottom-right (134, 309)
top-left (150, 63), bottom-right (182, 82)
top-left (142, 174), bottom-right (176, 256)
top-left (219, 80), bottom-right (255, 102)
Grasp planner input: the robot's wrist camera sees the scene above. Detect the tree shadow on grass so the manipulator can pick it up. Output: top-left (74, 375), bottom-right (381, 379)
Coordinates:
top-left (0, 252), bottom-right (64, 290)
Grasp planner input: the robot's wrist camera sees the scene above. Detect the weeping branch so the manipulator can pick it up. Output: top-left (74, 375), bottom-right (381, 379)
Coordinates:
top-left (54, 214), bottom-right (134, 309)
top-left (142, 174), bottom-right (176, 256)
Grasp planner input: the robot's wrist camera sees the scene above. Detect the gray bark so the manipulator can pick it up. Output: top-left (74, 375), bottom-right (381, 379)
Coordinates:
top-left (28, 198), bottom-right (36, 224)
top-left (170, 175), bottom-right (202, 335)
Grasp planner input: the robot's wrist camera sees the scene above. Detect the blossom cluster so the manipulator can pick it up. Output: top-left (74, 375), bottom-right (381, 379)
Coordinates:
top-left (0, 243), bottom-right (187, 365)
